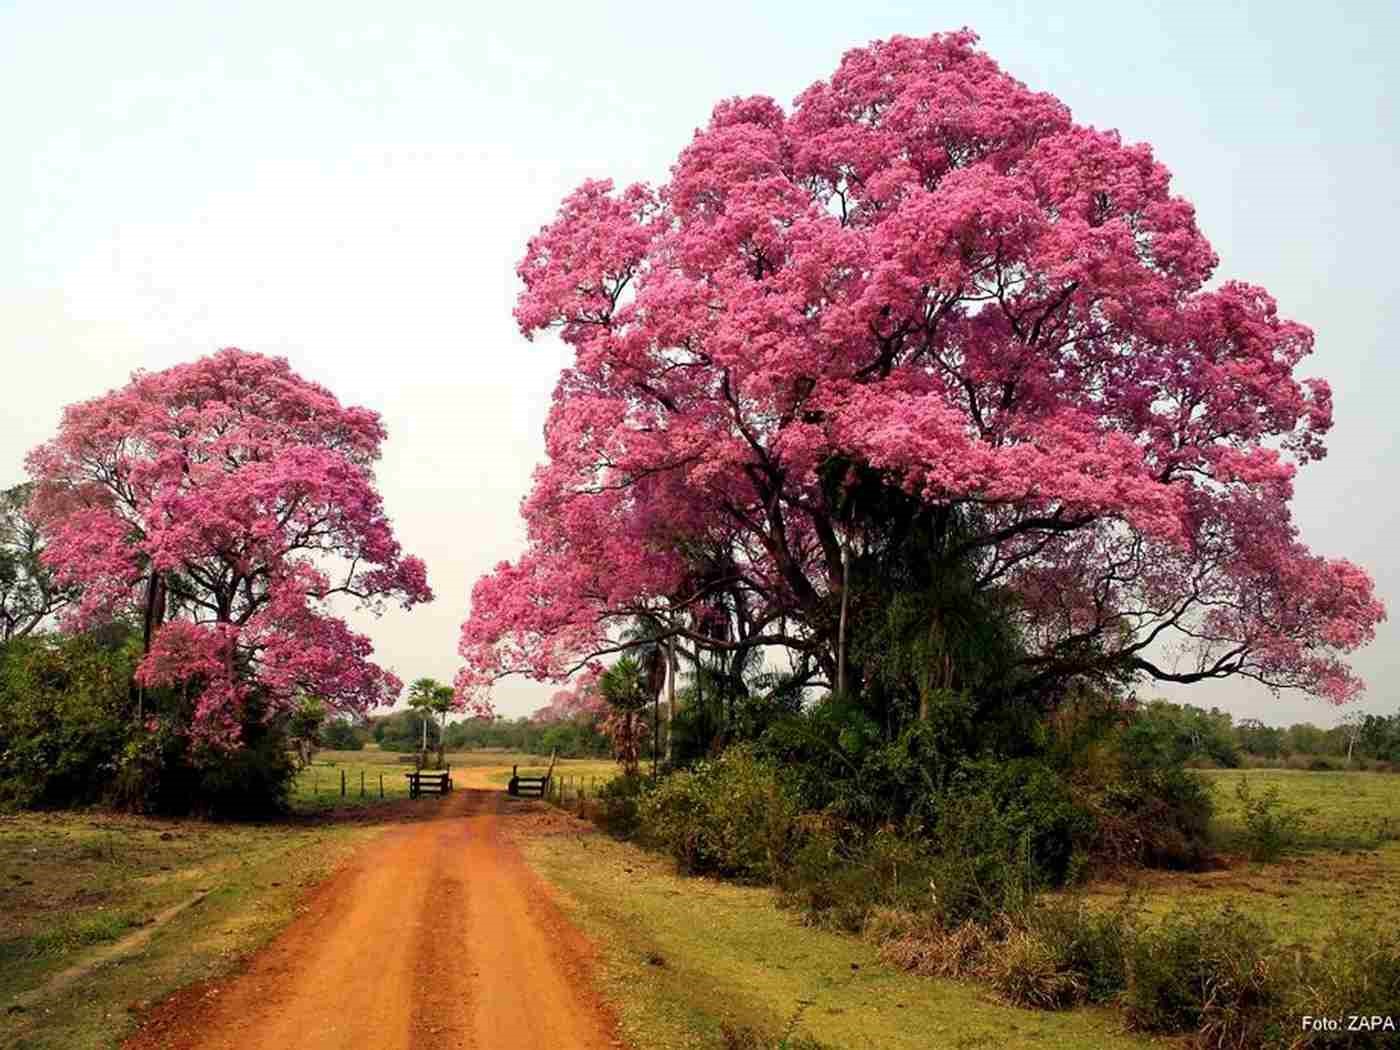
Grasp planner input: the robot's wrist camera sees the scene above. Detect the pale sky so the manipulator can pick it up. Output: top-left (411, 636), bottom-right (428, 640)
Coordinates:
top-left (2, 1), bottom-right (1397, 726)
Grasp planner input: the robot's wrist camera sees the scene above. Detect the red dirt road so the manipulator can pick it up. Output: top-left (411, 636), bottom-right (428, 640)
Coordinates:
top-left (125, 780), bottom-right (621, 1050)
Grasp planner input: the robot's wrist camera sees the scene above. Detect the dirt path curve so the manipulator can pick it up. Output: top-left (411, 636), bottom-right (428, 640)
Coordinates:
top-left (125, 774), bottom-right (621, 1050)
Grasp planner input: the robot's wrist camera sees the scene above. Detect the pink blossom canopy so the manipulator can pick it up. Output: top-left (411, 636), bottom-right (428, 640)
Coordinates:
top-left (28, 348), bottom-right (433, 748)
top-left (459, 31), bottom-right (1382, 707)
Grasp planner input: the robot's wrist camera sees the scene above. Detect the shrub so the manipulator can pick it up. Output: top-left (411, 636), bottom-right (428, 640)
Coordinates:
top-left (1123, 904), bottom-right (1282, 1046)
top-left (1284, 924), bottom-right (1400, 1047)
top-left (638, 745), bottom-right (800, 881)
top-left (0, 631), bottom-right (136, 808)
top-left (595, 772), bottom-right (648, 837)
top-left (2, 628), bottom-right (303, 818)
top-left (779, 819), bottom-right (938, 932)
top-left (321, 718), bottom-right (365, 751)
top-left (758, 695), bottom-right (979, 830)
top-left (866, 907), bottom-right (992, 980)
top-left (1093, 768), bottom-right (1215, 870)
top-left (1027, 896), bottom-right (1139, 1004)
top-left (1235, 777), bottom-right (1311, 862)
top-left (983, 928), bottom-right (1086, 1009)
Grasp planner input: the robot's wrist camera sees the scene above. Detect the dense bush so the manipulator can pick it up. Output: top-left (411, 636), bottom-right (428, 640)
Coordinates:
top-left (0, 630), bottom-right (135, 808)
top-left (1123, 904), bottom-right (1281, 1045)
top-left (1024, 897), bottom-right (1138, 1005)
top-left (779, 820), bottom-right (940, 932)
top-left (760, 690), bottom-right (1215, 886)
top-left (2, 628), bottom-right (303, 817)
top-left (321, 717), bottom-right (366, 751)
top-left (637, 745), bottom-right (800, 881)
top-left (594, 772), bottom-right (648, 837)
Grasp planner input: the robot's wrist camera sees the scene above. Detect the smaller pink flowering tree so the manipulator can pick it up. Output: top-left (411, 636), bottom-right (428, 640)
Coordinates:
top-left (26, 348), bottom-right (435, 752)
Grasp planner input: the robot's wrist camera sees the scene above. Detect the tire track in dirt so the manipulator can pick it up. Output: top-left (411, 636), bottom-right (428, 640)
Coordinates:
top-left (125, 783), bottom-right (621, 1050)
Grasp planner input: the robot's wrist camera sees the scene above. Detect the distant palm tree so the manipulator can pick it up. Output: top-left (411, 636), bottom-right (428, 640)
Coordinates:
top-left (407, 677), bottom-right (453, 768)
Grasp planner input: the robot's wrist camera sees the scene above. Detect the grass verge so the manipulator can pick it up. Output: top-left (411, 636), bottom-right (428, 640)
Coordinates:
top-left (519, 821), bottom-right (1153, 1049)
top-left (0, 810), bottom-right (383, 1049)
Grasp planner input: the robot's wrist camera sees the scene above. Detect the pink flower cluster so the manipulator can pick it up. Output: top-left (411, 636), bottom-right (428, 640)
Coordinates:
top-left (459, 31), bottom-right (1383, 706)
top-left (28, 349), bottom-right (434, 749)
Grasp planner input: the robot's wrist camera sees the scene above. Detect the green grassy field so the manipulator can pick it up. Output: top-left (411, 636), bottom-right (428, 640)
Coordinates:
top-left (1202, 767), bottom-right (1400, 849)
top-left (290, 746), bottom-right (570, 811)
top-left (1073, 768), bottom-right (1400, 944)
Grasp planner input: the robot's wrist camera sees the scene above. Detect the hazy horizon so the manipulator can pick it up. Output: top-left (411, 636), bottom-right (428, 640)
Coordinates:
top-left (4, 1), bottom-right (1397, 727)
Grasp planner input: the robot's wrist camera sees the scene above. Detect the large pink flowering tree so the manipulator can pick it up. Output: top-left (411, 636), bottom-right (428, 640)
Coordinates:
top-left (27, 348), bottom-right (432, 749)
top-left (460, 31), bottom-right (1383, 715)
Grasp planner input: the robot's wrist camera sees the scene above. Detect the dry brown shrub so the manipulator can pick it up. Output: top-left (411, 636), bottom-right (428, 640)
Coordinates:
top-left (867, 907), bottom-right (992, 980)
top-left (981, 928), bottom-right (1086, 1009)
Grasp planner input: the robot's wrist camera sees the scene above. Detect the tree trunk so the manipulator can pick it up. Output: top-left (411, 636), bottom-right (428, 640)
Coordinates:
top-left (666, 635), bottom-right (676, 765)
top-left (141, 572), bottom-right (166, 654)
top-left (837, 543), bottom-right (850, 696)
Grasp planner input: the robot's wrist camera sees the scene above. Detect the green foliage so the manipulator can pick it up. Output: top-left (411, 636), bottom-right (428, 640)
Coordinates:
top-left (595, 772), bottom-right (649, 837)
top-left (1123, 904), bottom-right (1284, 1045)
top-left (438, 714), bottom-right (610, 756)
top-left (320, 717), bottom-right (365, 750)
top-left (638, 745), bottom-right (800, 881)
top-left (288, 695), bottom-right (326, 768)
top-left (0, 483), bottom-right (71, 644)
top-left (760, 692), bottom-right (978, 828)
top-left (1024, 897), bottom-right (1139, 1005)
top-left (599, 656), bottom-right (650, 712)
top-left (185, 716), bottom-right (298, 818)
top-left (1, 627), bottom-right (301, 817)
top-left (1234, 776), bottom-right (1311, 862)
top-left (372, 708), bottom-right (441, 751)
top-left (0, 629), bottom-right (136, 808)
top-left (771, 756), bottom-right (1094, 932)
top-left (1120, 699), bottom-right (1238, 769)
top-left (779, 821), bottom-right (941, 932)
top-left (1093, 703), bottom-right (1217, 869)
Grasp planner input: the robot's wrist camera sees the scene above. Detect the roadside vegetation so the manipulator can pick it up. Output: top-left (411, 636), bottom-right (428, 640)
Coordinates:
top-left (523, 820), bottom-right (1151, 1050)
top-left (536, 699), bottom-right (1400, 1048)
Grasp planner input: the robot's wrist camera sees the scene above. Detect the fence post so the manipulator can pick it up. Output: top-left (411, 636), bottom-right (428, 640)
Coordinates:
top-left (341, 769), bottom-right (346, 797)
top-left (360, 770), bottom-right (365, 798)
top-left (379, 773), bottom-right (384, 799)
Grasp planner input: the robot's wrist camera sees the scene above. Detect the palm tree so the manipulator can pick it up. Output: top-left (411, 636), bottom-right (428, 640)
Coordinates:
top-left (598, 657), bottom-right (651, 776)
top-left (407, 677), bottom-right (454, 768)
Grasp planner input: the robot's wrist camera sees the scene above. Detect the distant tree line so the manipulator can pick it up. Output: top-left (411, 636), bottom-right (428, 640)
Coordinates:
top-left (1129, 699), bottom-right (1400, 770)
top-left (307, 709), bottom-right (613, 759)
